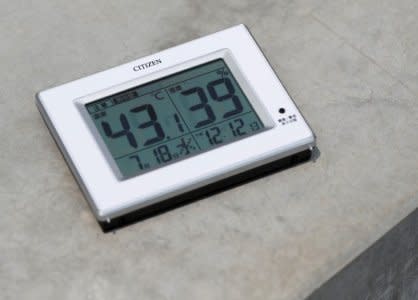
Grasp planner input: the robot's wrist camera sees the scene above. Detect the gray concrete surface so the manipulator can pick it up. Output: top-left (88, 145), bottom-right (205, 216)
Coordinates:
top-left (308, 208), bottom-right (418, 300)
top-left (1, 1), bottom-right (417, 299)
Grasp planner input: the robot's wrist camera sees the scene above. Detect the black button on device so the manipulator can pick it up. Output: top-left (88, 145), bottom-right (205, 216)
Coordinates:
top-left (279, 108), bottom-right (286, 114)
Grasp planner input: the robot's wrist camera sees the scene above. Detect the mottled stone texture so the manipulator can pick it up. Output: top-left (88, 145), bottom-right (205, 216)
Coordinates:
top-left (0, 1), bottom-right (417, 300)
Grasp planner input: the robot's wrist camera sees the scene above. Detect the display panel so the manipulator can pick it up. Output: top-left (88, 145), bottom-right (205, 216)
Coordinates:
top-left (85, 59), bottom-right (265, 179)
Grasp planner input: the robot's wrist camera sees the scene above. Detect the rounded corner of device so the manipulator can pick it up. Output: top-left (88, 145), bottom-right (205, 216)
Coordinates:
top-left (307, 126), bottom-right (317, 143)
top-left (306, 130), bottom-right (316, 146)
top-left (94, 201), bottom-right (130, 223)
top-left (237, 23), bottom-right (250, 32)
top-left (294, 127), bottom-right (316, 150)
top-left (95, 207), bottom-right (110, 222)
top-left (35, 90), bottom-right (47, 106)
top-left (311, 132), bottom-right (317, 145)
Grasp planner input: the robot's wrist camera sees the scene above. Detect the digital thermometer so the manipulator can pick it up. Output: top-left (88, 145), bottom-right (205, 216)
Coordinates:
top-left (36, 25), bottom-right (316, 231)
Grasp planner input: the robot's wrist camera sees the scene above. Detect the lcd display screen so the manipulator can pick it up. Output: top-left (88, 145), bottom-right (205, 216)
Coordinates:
top-left (86, 59), bottom-right (265, 178)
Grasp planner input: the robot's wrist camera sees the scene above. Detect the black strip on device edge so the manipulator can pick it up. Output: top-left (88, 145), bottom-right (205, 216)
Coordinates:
top-left (99, 148), bottom-right (313, 232)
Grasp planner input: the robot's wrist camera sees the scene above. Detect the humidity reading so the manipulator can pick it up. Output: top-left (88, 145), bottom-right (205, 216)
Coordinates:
top-left (86, 59), bottom-right (264, 178)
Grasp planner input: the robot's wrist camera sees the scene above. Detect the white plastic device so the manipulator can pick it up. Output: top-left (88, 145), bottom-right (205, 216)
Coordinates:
top-left (36, 24), bottom-right (315, 229)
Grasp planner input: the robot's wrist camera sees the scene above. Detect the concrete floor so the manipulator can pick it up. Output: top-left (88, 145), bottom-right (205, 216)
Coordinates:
top-left (308, 208), bottom-right (418, 299)
top-left (1, 1), bottom-right (417, 299)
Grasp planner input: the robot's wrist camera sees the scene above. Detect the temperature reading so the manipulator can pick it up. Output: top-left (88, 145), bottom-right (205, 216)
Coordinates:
top-left (86, 59), bottom-right (265, 178)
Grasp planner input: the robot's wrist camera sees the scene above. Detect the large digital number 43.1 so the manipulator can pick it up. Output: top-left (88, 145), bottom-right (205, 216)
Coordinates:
top-left (101, 104), bottom-right (165, 148)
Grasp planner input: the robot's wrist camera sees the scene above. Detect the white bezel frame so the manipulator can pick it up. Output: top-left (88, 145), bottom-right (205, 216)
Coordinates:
top-left (37, 24), bottom-right (315, 221)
